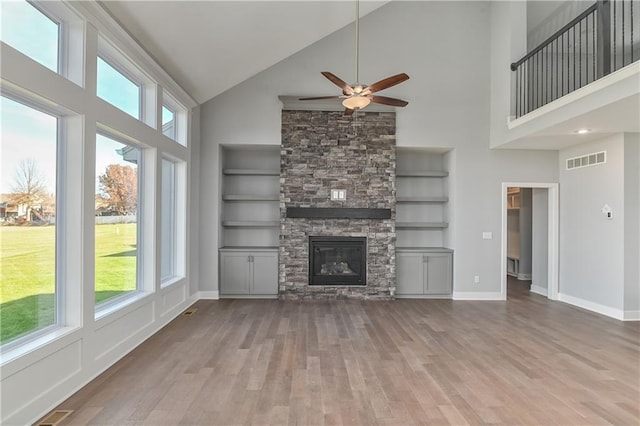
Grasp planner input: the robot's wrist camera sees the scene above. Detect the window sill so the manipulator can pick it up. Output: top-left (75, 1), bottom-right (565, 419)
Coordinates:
top-left (0, 325), bottom-right (80, 368)
top-left (94, 291), bottom-right (153, 323)
top-left (160, 275), bottom-right (185, 289)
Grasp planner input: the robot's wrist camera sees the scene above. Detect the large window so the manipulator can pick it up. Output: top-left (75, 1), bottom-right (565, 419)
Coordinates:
top-left (95, 134), bottom-right (140, 305)
top-left (0, 0), bottom-right (192, 357)
top-left (0, 96), bottom-right (58, 344)
top-left (0, 1), bottom-right (59, 72)
top-left (97, 57), bottom-right (140, 119)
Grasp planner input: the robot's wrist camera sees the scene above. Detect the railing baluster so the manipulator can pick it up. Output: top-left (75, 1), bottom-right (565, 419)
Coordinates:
top-left (549, 44), bottom-right (555, 101)
top-left (593, 10), bottom-right (596, 82)
top-left (588, 13), bottom-right (591, 83)
top-left (580, 20), bottom-right (583, 88)
top-left (555, 39), bottom-right (560, 99)
top-left (516, 66), bottom-right (520, 117)
top-left (614, 0), bottom-right (617, 69)
top-left (572, 27), bottom-right (577, 91)
top-left (622, 0), bottom-right (625, 66)
top-left (543, 47), bottom-right (546, 106)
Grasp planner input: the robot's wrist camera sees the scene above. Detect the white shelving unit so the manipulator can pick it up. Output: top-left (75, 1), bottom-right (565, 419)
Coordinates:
top-left (219, 146), bottom-right (280, 249)
top-left (219, 146), bottom-right (280, 297)
top-left (395, 148), bottom-right (453, 298)
top-left (396, 149), bottom-right (451, 248)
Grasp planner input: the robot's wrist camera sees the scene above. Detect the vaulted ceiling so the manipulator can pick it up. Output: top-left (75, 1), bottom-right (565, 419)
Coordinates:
top-left (101, 1), bottom-right (388, 104)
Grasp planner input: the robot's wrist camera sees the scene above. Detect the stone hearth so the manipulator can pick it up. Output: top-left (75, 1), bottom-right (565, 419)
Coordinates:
top-left (279, 110), bottom-right (396, 300)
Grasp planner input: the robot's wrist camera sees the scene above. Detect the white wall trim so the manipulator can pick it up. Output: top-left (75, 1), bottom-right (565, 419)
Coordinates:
top-left (501, 182), bottom-right (559, 301)
top-left (197, 291), bottom-right (220, 300)
top-left (530, 285), bottom-right (548, 297)
top-left (452, 291), bottom-right (503, 301)
top-left (517, 273), bottom-right (532, 281)
top-left (558, 293), bottom-right (625, 320)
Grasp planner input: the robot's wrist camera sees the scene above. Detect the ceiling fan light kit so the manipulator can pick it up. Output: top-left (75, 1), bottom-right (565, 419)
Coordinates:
top-left (342, 95), bottom-right (370, 110)
top-left (300, 0), bottom-right (409, 116)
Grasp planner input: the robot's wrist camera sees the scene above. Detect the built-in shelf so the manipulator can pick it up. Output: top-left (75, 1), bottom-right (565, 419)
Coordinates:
top-left (222, 194), bottom-right (279, 201)
top-left (396, 222), bottom-right (449, 229)
top-left (223, 168), bottom-right (279, 176)
top-left (220, 146), bottom-right (280, 249)
top-left (222, 221), bottom-right (279, 228)
top-left (396, 196), bottom-right (449, 203)
top-left (396, 171), bottom-right (449, 178)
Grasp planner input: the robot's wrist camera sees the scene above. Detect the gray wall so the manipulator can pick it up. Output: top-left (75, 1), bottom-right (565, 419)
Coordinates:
top-left (519, 188), bottom-right (533, 278)
top-left (532, 188), bottom-right (549, 294)
top-left (200, 1), bottom-right (559, 297)
top-left (559, 134), bottom-right (625, 311)
top-left (624, 134), bottom-right (640, 314)
top-left (527, 1), bottom-right (593, 50)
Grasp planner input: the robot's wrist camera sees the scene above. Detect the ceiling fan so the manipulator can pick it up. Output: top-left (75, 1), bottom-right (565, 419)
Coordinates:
top-left (300, 0), bottom-right (409, 116)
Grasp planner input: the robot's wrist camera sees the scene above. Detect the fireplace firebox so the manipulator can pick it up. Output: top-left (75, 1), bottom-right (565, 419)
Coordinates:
top-left (309, 236), bottom-right (366, 285)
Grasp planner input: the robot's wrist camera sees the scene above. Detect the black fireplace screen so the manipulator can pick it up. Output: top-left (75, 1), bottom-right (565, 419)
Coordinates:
top-left (309, 236), bottom-right (366, 285)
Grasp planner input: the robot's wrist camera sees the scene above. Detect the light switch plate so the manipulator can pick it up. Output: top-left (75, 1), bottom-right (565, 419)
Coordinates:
top-left (482, 232), bottom-right (492, 240)
top-left (330, 189), bottom-right (346, 201)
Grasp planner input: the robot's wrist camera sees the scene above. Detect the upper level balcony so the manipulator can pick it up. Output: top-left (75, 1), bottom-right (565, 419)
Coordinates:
top-left (495, 0), bottom-right (639, 149)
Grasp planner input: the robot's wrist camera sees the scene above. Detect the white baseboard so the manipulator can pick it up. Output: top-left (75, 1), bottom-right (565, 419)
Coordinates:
top-left (517, 273), bottom-right (532, 280)
top-left (197, 291), bottom-right (219, 300)
top-left (623, 310), bottom-right (640, 321)
top-left (452, 291), bottom-right (504, 301)
top-left (530, 284), bottom-right (548, 297)
top-left (557, 293), bottom-right (625, 320)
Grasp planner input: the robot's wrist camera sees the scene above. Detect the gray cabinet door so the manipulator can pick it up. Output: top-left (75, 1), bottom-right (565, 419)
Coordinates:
top-left (396, 252), bottom-right (425, 295)
top-left (425, 253), bottom-right (452, 295)
top-left (220, 252), bottom-right (250, 295)
top-left (251, 252), bottom-right (278, 295)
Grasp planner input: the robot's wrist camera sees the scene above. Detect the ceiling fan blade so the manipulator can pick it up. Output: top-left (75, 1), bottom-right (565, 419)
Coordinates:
top-left (321, 72), bottom-right (354, 95)
top-left (344, 108), bottom-right (354, 117)
top-left (369, 95), bottom-right (408, 107)
top-left (366, 73), bottom-right (410, 94)
top-left (299, 96), bottom-right (343, 101)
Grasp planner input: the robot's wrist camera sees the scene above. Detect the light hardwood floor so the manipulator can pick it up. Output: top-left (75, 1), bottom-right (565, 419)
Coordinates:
top-left (49, 280), bottom-right (639, 425)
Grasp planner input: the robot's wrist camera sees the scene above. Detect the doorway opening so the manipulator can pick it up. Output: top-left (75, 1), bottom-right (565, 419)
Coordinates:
top-left (501, 183), bottom-right (558, 301)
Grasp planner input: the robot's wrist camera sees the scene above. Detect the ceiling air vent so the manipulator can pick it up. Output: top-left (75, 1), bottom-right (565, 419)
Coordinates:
top-left (566, 151), bottom-right (606, 170)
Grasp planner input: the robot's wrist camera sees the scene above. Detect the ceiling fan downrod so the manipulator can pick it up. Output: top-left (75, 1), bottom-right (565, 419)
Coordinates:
top-left (354, 0), bottom-right (360, 86)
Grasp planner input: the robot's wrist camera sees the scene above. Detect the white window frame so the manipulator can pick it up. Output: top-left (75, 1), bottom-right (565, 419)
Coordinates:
top-left (0, 89), bottom-right (70, 350)
top-left (0, 2), bottom-right (197, 409)
top-left (162, 90), bottom-right (188, 146)
top-left (93, 130), bottom-right (148, 315)
top-left (96, 54), bottom-right (143, 121)
top-left (160, 156), bottom-right (186, 286)
top-left (161, 104), bottom-right (176, 141)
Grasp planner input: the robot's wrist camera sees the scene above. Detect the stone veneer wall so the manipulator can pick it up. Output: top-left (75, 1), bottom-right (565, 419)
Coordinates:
top-left (279, 110), bottom-right (396, 299)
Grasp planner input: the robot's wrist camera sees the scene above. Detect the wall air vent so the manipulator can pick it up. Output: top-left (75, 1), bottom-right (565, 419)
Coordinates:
top-left (566, 151), bottom-right (606, 170)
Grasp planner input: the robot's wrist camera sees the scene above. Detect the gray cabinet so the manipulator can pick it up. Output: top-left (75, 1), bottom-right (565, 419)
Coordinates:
top-left (396, 249), bottom-right (453, 297)
top-left (220, 249), bottom-right (278, 297)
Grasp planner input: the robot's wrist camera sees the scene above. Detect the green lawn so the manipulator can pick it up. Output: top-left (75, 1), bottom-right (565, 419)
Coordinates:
top-left (0, 223), bottom-right (137, 343)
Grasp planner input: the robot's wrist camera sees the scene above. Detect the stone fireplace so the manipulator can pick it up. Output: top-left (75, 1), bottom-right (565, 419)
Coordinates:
top-left (279, 110), bottom-right (396, 300)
